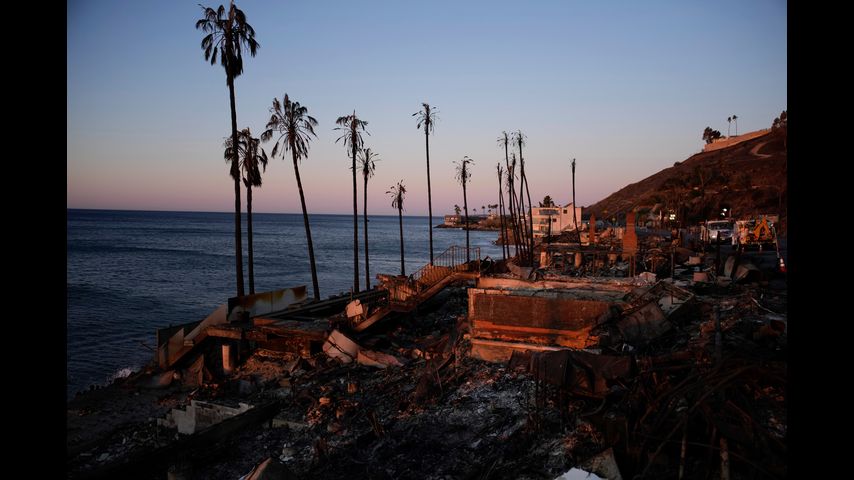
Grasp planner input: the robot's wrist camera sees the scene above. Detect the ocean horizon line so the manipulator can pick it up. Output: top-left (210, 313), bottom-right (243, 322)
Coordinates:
top-left (66, 207), bottom-right (450, 218)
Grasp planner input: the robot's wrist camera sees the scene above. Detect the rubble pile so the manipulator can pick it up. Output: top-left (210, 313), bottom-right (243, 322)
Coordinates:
top-left (67, 244), bottom-right (786, 479)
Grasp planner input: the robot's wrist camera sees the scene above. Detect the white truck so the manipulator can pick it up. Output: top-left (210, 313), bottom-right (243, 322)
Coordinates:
top-left (700, 220), bottom-right (734, 249)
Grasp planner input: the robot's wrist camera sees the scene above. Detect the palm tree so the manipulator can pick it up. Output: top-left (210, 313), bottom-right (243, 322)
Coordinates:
top-left (727, 116), bottom-right (732, 136)
top-left (571, 158), bottom-right (579, 247)
top-left (387, 181), bottom-right (407, 276)
top-left (454, 204), bottom-right (461, 216)
top-left (413, 103), bottom-right (438, 264)
top-left (261, 94), bottom-right (321, 300)
top-left (496, 164), bottom-right (508, 260)
top-left (335, 112), bottom-right (369, 293)
top-left (514, 130), bottom-right (533, 264)
top-left (498, 132), bottom-right (520, 259)
top-left (732, 114), bottom-right (738, 135)
top-left (508, 153), bottom-right (523, 259)
top-left (242, 133), bottom-right (267, 296)
top-left (225, 128), bottom-right (268, 295)
top-left (196, 2), bottom-right (259, 298)
top-left (358, 148), bottom-right (379, 289)
top-left (455, 156), bottom-right (474, 262)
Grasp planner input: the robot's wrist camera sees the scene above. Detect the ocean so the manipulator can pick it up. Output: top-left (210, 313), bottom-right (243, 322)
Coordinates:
top-left (66, 209), bottom-right (503, 400)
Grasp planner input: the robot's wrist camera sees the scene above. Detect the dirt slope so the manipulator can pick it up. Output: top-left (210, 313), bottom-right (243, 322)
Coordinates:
top-left (586, 129), bottom-right (787, 233)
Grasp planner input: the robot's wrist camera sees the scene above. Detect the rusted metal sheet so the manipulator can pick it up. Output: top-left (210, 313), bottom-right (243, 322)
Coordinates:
top-left (228, 286), bottom-right (309, 322)
top-left (255, 320), bottom-right (328, 341)
top-left (205, 326), bottom-right (244, 340)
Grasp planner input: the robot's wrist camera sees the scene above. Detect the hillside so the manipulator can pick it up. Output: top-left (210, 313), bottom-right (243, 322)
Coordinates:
top-left (586, 128), bottom-right (787, 234)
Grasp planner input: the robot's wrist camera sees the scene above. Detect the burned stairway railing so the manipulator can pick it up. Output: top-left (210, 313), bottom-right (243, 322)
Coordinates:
top-left (354, 246), bottom-right (482, 332)
top-left (391, 245), bottom-right (481, 307)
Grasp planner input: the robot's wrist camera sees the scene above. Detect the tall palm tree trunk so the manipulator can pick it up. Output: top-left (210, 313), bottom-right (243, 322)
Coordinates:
top-left (363, 176), bottom-right (371, 290)
top-left (519, 150), bottom-right (534, 265)
top-left (572, 159), bottom-right (579, 248)
top-left (510, 171), bottom-right (524, 261)
top-left (517, 186), bottom-right (527, 263)
top-left (525, 177), bottom-right (534, 261)
top-left (247, 184), bottom-right (255, 295)
top-left (463, 183), bottom-right (470, 262)
top-left (351, 144), bottom-right (360, 293)
top-left (293, 151), bottom-right (320, 301)
top-left (398, 206), bottom-right (405, 276)
top-left (425, 131), bottom-right (434, 264)
top-left (515, 185), bottom-right (525, 260)
top-left (228, 78), bottom-right (245, 298)
top-left (503, 145), bottom-right (520, 259)
top-left (498, 175), bottom-right (507, 260)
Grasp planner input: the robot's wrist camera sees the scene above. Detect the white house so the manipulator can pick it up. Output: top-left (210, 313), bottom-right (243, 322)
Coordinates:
top-left (529, 203), bottom-right (582, 238)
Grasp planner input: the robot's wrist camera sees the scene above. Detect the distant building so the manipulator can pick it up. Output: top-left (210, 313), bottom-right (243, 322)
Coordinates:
top-left (530, 203), bottom-right (582, 238)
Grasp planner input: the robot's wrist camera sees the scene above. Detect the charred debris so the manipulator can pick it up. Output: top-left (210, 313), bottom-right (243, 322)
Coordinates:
top-left (67, 226), bottom-right (786, 479)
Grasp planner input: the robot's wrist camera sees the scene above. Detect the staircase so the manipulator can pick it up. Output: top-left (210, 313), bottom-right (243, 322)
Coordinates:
top-left (353, 246), bottom-right (481, 331)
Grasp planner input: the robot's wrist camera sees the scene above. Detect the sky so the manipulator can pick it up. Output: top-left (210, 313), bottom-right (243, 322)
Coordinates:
top-left (67, 0), bottom-right (787, 216)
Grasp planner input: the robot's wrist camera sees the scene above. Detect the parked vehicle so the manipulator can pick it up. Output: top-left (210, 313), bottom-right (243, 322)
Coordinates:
top-left (700, 219), bottom-right (734, 248)
top-left (733, 215), bottom-right (778, 251)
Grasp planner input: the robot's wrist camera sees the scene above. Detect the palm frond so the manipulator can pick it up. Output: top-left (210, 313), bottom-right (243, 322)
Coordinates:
top-left (454, 156), bottom-right (474, 186)
top-left (196, 3), bottom-right (258, 79)
top-left (387, 181), bottom-right (407, 210)
top-left (358, 148), bottom-right (380, 179)
top-left (261, 93), bottom-right (317, 164)
top-left (413, 102), bottom-right (438, 133)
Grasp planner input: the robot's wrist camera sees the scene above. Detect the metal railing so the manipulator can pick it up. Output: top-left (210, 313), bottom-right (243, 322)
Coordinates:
top-left (390, 246), bottom-right (481, 305)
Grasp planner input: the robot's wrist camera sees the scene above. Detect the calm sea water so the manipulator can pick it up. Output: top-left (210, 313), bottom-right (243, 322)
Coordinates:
top-left (66, 209), bottom-right (502, 400)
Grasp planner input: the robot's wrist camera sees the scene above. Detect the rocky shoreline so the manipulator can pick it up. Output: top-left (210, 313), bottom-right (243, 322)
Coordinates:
top-left (435, 223), bottom-right (500, 232)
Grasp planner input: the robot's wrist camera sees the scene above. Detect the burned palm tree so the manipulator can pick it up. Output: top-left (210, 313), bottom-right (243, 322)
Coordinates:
top-left (507, 153), bottom-right (523, 259)
top-left (496, 163), bottom-right (508, 260)
top-left (455, 156), bottom-right (474, 262)
top-left (225, 128), bottom-right (268, 295)
top-left (413, 103), bottom-right (439, 264)
top-left (387, 181), bottom-right (407, 276)
top-left (498, 132), bottom-right (522, 259)
top-left (358, 148), bottom-right (379, 289)
top-left (335, 112), bottom-right (369, 293)
top-left (571, 158), bottom-right (580, 248)
top-left (196, 1), bottom-right (259, 298)
top-left (261, 94), bottom-right (321, 300)
top-left (513, 130), bottom-right (534, 265)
